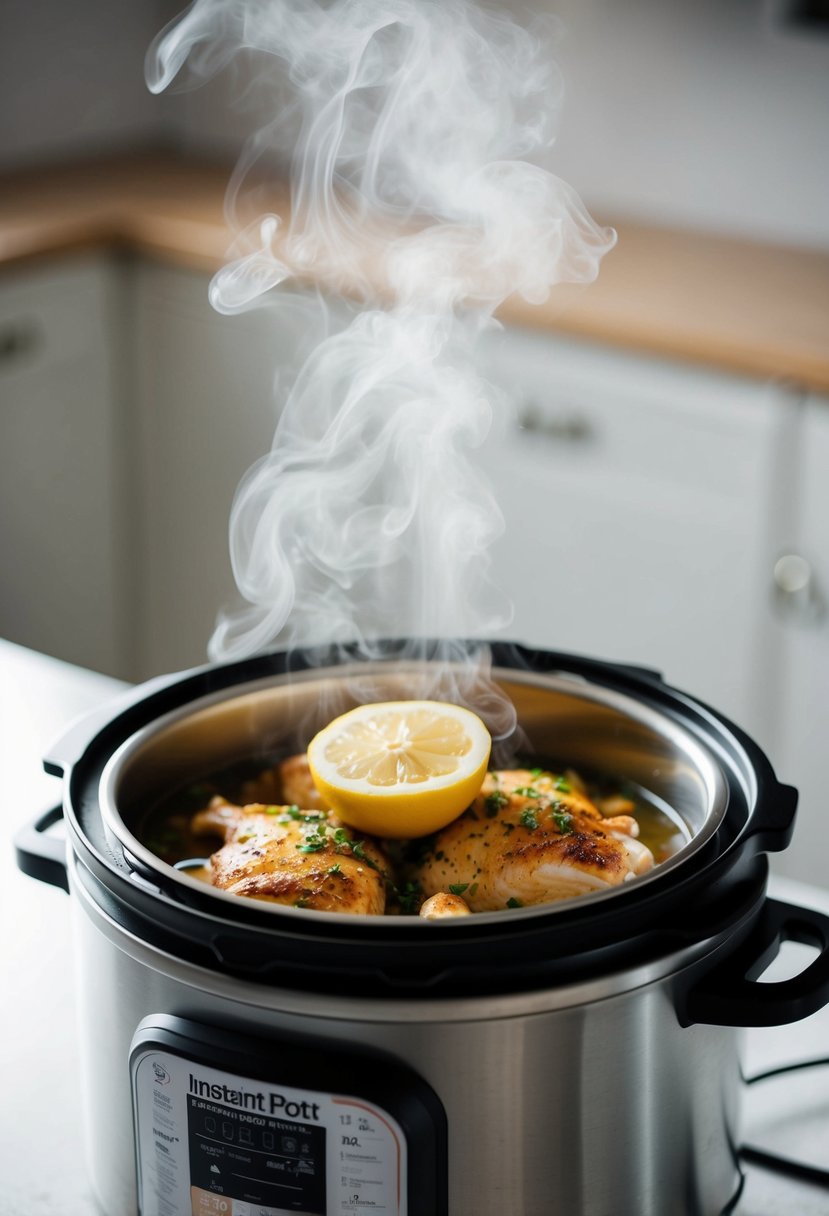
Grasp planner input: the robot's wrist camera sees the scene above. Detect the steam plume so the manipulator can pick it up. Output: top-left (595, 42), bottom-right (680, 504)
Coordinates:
top-left (147, 0), bottom-right (614, 735)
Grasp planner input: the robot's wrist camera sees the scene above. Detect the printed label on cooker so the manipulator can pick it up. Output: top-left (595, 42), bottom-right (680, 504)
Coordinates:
top-left (132, 1051), bottom-right (407, 1216)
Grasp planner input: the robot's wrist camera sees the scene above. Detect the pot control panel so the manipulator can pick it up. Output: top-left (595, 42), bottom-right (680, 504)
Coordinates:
top-left (130, 1016), bottom-right (446, 1216)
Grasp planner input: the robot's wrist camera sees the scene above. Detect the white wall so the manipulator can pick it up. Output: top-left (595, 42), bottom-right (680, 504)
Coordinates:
top-left (517, 0), bottom-right (829, 249)
top-left (0, 0), bottom-right (171, 169)
top-left (2, 0), bottom-right (827, 249)
top-left (164, 0), bottom-right (829, 251)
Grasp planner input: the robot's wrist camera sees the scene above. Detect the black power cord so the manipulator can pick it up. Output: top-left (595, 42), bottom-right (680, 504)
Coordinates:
top-left (740, 1056), bottom-right (829, 1189)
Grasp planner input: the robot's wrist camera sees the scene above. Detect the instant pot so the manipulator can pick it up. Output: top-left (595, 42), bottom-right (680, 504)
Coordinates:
top-left (15, 642), bottom-right (829, 1216)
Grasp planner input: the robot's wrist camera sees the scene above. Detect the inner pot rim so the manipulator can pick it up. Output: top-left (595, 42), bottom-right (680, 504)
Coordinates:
top-left (97, 660), bottom-right (730, 928)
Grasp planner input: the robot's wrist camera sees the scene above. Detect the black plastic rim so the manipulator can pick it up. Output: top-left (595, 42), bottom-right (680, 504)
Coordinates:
top-left (56, 641), bottom-right (796, 996)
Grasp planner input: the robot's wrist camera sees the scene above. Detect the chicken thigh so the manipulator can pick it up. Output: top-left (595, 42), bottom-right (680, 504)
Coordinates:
top-left (190, 797), bottom-right (391, 914)
top-left (410, 769), bottom-right (654, 912)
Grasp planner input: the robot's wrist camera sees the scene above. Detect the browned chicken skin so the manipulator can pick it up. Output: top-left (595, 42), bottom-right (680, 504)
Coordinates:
top-left (410, 769), bottom-right (654, 912)
top-left (190, 797), bottom-right (391, 914)
top-left (184, 755), bottom-right (655, 916)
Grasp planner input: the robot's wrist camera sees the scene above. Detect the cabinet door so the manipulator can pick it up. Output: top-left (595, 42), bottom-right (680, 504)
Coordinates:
top-left (133, 264), bottom-right (328, 677)
top-left (478, 328), bottom-right (796, 748)
top-left (772, 397), bottom-right (829, 888)
top-left (0, 255), bottom-right (128, 676)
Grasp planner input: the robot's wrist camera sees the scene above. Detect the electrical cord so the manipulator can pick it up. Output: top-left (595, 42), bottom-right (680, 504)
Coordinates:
top-left (739, 1056), bottom-right (829, 1189)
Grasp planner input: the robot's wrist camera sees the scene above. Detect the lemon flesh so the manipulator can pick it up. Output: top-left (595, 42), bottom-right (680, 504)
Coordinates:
top-left (307, 701), bottom-right (491, 838)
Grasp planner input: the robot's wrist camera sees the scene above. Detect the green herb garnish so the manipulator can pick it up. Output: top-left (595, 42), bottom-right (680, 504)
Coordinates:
top-left (519, 808), bottom-right (539, 829)
top-left (506, 897), bottom-right (523, 909)
top-left (350, 840), bottom-right (382, 874)
top-left (297, 825), bottom-right (329, 853)
top-left (448, 882), bottom-right (469, 896)
top-left (554, 777), bottom-right (571, 793)
top-left (514, 786), bottom-right (540, 799)
top-left (530, 767), bottom-right (544, 779)
top-left (484, 790), bottom-right (509, 818)
top-left (327, 863), bottom-right (342, 876)
top-left (551, 808), bottom-right (573, 834)
top-left (396, 881), bottom-right (422, 914)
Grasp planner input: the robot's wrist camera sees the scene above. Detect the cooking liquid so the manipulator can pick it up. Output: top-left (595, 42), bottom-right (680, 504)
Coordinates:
top-left (139, 756), bottom-right (690, 906)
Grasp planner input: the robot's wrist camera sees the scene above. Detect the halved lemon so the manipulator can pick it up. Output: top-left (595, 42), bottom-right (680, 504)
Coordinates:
top-left (307, 700), bottom-right (492, 838)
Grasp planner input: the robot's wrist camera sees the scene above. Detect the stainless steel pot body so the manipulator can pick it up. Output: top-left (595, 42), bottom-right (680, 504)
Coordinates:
top-left (16, 646), bottom-right (829, 1216)
top-left (70, 846), bottom-right (743, 1216)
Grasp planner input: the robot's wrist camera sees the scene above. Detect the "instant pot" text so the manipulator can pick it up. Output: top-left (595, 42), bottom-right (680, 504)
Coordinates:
top-left (188, 1074), bottom-right (320, 1120)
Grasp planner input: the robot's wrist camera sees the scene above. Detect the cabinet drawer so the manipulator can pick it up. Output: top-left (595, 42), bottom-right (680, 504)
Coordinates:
top-left (481, 327), bottom-right (782, 501)
top-left (477, 327), bottom-right (796, 739)
top-left (0, 255), bottom-right (128, 677)
top-left (0, 257), bottom-right (111, 381)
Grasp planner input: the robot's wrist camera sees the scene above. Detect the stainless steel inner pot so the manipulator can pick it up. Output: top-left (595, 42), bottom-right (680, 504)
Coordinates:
top-left (99, 660), bottom-right (730, 922)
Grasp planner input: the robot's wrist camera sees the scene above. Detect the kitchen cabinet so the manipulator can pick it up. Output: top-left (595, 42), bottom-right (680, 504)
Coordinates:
top-left (478, 327), bottom-right (798, 753)
top-left (770, 396), bottom-right (829, 888)
top-left (0, 254), bottom-right (130, 677)
top-left (132, 263), bottom-right (344, 677)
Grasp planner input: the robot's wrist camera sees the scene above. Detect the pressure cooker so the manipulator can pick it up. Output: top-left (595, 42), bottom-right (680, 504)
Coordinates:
top-left (15, 642), bottom-right (829, 1216)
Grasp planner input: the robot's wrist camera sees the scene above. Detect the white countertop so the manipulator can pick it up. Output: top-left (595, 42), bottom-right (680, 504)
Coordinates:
top-left (2, 639), bottom-right (828, 1216)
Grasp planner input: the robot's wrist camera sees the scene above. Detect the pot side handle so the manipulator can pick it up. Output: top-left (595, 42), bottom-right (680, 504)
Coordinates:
top-left (14, 805), bottom-right (69, 893)
top-left (682, 898), bottom-right (829, 1028)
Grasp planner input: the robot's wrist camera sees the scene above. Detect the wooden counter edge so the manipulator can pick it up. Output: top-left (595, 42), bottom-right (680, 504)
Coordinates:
top-left (1, 154), bottom-right (828, 396)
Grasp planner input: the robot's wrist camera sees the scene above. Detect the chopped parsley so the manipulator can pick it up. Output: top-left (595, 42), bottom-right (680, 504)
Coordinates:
top-left (469, 882), bottom-right (479, 897)
top-left (554, 777), bottom-right (571, 793)
top-left (448, 882), bottom-right (469, 896)
top-left (294, 897), bottom-right (311, 909)
top-left (551, 807), bottom-right (574, 835)
top-left (350, 839), bottom-right (383, 874)
top-left (327, 863), bottom-right (342, 876)
top-left (297, 835), bottom-right (327, 854)
top-left (506, 897), bottom-right (523, 909)
top-left (278, 805), bottom-right (321, 824)
top-left (513, 786), bottom-right (540, 799)
top-left (519, 808), bottom-right (539, 830)
top-left (529, 767), bottom-right (544, 779)
top-left (396, 882), bottom-right (422, 914)
top-left (484, 790), bottom-right (509, 818)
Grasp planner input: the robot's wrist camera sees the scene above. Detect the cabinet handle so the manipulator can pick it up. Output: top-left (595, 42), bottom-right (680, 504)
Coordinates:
top-left (0, 319), bottom-right (40, 367)
top-left (772, 553), bottom-right (825, 627)
top-left (516, 403), bottom-right (594, 444)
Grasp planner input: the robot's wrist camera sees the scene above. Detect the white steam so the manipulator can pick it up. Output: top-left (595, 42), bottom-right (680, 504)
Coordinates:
top-left (147, 0), bottom-right (614, 736)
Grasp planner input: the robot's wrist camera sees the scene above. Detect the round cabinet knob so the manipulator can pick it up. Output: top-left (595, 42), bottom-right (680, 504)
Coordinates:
top-left (772, 553), bottom-right (825, 627)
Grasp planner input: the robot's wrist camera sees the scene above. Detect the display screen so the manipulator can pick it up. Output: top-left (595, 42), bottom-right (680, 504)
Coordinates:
top-left (132, 1044), bottom-right (407, 1216)
top-left (187, 1094), bottom-right (326, 1214)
